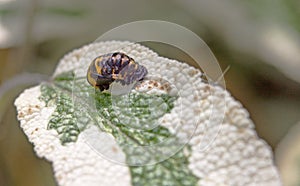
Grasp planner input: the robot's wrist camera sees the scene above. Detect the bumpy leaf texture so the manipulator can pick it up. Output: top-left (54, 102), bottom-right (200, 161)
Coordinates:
top-left (39, 71), bottom-right (199, 186)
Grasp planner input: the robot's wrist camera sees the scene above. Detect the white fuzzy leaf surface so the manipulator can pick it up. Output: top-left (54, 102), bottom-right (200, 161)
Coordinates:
top-left (15, 41), bottom-right (281, 186)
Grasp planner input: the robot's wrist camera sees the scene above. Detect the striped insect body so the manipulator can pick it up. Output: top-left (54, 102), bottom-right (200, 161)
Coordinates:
top-left (87, 52), bottom-right (148, 91)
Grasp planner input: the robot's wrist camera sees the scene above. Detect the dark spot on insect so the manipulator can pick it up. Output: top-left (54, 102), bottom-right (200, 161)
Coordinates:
top-left (87, 52), bottom-right (148, 91)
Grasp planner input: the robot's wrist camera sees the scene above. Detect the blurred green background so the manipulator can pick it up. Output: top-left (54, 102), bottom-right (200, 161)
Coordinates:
top-left (0, 0), bottom-right (300, 185)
